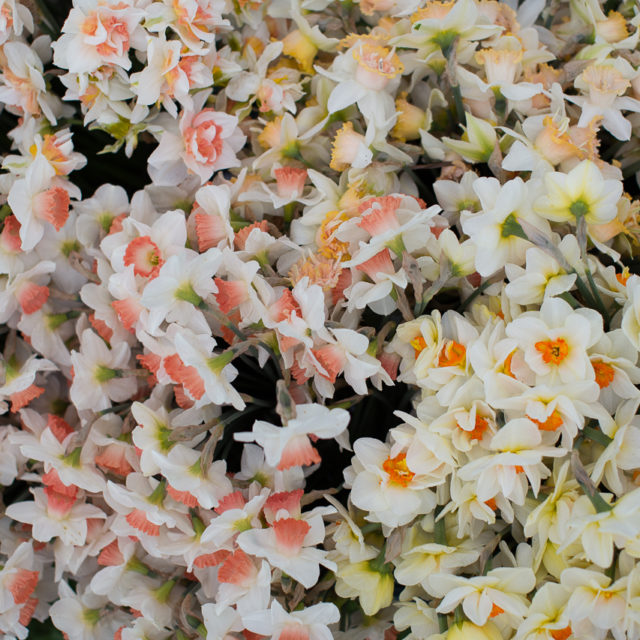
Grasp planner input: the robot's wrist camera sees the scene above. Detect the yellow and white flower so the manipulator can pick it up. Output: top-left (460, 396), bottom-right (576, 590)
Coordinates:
top-left (535, 160), bottom-right (623, 227)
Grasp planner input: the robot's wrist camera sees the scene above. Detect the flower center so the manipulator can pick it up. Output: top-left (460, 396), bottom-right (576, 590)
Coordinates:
top-left (438, 340), bottom-right (466, 367)
top-left (616, 268), bottom-right (630, 286)
top-left (569, 199), bottom-right (590, 219)
top-left (502, 351), bottom-right (516, 378)
top-left (592, 361), bottom-right (615, 389)
top-left (124, 236), bottom-right (164, 278)
top-left (353, 44), bottom-right (403, 79)
top-left (463, 415), bottom-right (489, 440)
top-left (535, 338), bottom-right (569, 365)
top-left (411, 335), bottom-right (427, 358)
top-left (382, 453), bottom-right (415, 487)
top-left (550, 625), bottom-right (572, 640)
top-left (317, 210), bottom-right (350, 261)
top-left (529, 410), bottom-right (563, 431)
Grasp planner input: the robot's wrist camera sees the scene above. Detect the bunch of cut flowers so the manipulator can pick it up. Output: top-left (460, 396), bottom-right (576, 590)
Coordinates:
top-left (3, 0), bottom-right (640, 638)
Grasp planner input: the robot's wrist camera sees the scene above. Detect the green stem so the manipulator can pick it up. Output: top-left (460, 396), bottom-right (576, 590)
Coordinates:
top-left (571, 450), bottom-right (613, 513)
top-left (434, 506), bottom-right (447, 546)
top-left (33, 0), bottom-right (59, 37)
top-left (572, 269), bottom-right (598, 308)
top-left (415, 263), bottom-right (451, 316)
top-left (585, 267), bottom-right (610, 329)
top-left (283, 203), bottom-right (296, 231)
top-left (360, 522), bottom-right (382, 534)
top-left (605, 548), bottom-right (619, 582)
top-left (98, 402), bottom-right (131, 416)
top-left (451, 83), bottom-right (465, 127)
top-left (558, 292), bottom-right (582, 309)
top-left (583, 425), bottom-right (613, 448)
top-left (458, 280), bottom-right (491, 312)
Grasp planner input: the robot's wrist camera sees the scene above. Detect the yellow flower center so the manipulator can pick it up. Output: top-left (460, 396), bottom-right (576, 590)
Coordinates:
top-left (289, 254), bottom-right (343, 291)
top-left (535, 116), bottom-right (580, 164)
top-left (257, 116), bottom-right (283, 149)
top-left (317, 210), bottom-right (350, 261)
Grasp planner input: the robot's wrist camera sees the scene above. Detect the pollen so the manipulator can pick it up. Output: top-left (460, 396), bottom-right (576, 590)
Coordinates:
top-left (438, 339), bottom-right (466, 367)
top-left (535, 338), bottom-right (569, 365)
top-left (382, 453), bottom-right (415, 487)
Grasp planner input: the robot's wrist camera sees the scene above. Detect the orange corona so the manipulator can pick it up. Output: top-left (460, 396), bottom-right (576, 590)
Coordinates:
top-left (529, 410), bottom-right (563, 432)
top-left (535, 338), bottom-right (569, 365)
top-left (550, 625), bottom-right (572, 640)
top-left (411, 335), bottom-right (427, 358)
top-left (438, 340), bottom-right (466, 367)
top-left (592, 360), bottom-right (615, 389)
top-left (382, 453), bottom-right (415, 487)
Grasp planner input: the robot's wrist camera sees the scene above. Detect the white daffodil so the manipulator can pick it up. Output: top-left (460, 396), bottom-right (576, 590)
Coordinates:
top-left (458, 418), bottom-right (565, 505)
top-left (346, 437), bottom-right (437, 529)
top-left (506, 296), bottom-right (603, 385)
top-left (535, 160), bottom-right (623, 227)
top-left (461, 176), bottom-right (549, 278)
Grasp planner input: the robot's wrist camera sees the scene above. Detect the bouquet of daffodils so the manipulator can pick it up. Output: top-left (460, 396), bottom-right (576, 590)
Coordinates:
top-left (2, 0), bottom-right (640, 638)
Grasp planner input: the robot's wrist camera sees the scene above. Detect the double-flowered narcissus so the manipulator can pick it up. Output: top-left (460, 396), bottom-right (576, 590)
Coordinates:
top-left (4, 0), bottom-right (640, 639)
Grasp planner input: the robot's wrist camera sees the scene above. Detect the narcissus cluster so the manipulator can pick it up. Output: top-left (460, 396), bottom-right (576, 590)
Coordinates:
top-left (2, 0), bottom-right (640, 639)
